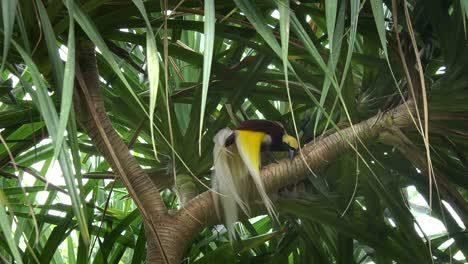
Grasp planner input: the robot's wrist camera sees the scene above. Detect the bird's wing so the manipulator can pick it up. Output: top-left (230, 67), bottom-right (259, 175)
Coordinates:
top-left (235, 130), bottom-right (277, 221)
top-left (235, 130), bottom-right (264, 172)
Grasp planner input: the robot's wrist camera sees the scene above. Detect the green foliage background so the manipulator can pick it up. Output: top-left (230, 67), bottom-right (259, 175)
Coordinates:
top-left (0, 0), bottom-right (467, 263)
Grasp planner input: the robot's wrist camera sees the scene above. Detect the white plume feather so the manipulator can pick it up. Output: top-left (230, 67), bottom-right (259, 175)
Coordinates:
top-left (212, 128), bottom-right (250, 240)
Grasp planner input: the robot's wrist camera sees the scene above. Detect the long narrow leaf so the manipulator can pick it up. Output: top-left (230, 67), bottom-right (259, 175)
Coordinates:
top-left (339, 0), bottom-right (360, 88)
top-left (132, 0), bottom-right (160, 161)
top-left (35, 0), bottom-right (64, 89)
top-left (370, 0), bottom-right (388, 55)
top-left (131, 223), bottom-right (146, 264)
top-left (15, 3), bottom-right (31, 54)
top-left (314, 0), bottom-right (345, 134)
top-left (460, 0), bottom-right (468, 33)
top-left (278, 0), bottom-right (301, 143)
top-left (0, 190), bottom-right (24, 264)
top-left (198, 0), bottom-right (215, 154)
top-left (67, 235), bottom-right (76, 264)
top-left (53, 7), bottom-right (76, 161)
top-left (325, 0), bottom-right (338, 54)
top-left (1, 0), bottom-right (18, 73)
top-left (233, 0), bottom-right (282, 57)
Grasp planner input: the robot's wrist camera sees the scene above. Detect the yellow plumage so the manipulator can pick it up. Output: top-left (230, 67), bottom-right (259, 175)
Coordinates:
top-left (235, 130), bottom-right (277, 221)
top-left (235, 130), bottom-right (264, 172)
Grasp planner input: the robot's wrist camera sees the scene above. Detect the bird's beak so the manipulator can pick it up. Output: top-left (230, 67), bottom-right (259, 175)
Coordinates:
top-left (288, 148), bottom-right (296, 160)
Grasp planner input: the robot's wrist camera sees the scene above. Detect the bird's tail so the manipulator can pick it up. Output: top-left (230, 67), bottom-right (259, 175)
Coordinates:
top-left (212, 128), bottom-right (250, 240)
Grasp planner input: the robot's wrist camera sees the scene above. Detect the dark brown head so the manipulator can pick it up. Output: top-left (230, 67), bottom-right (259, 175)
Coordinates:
top-left (224, 120), bottom-right (299, 157)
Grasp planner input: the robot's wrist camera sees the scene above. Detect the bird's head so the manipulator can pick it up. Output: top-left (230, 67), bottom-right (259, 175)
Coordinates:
top-left (282, 133), bottom-right (299, 159)
top-left (232, 119), bottom-right (300, 160)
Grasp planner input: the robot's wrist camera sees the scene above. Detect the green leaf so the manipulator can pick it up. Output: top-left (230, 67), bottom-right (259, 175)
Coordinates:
top-left (53, 3), bottom-right (76, 162)
top-left (278, 0), bottom-right (302, 147)
top-left (35, 0), bottom-right (64, 90)
top-left (39, 212), bottom-right (73, 263)
top-left (72, 1), bottom-right (147, 114)
top-left (194, 244), bottom-right (235, 264)
top-left (97, 209), bottom-right (141, 261)
top-left (370, 0), bottom-right (388, 55)
top-left (325, 0), bottom-right (338, 53)
top-left (0, 0), bottom-right (18, 73)
top-left (237, 230), bottom-right (283, 253)
top-left (199, 0), bottom-right (215, 154)
top-left (313, 0), bottom-right (344, 134)
top-left (131, 223), bottom-right (146, 264)
top-left (233, 0), bottom-right (281, 57)
top-left (67, 235), bottom-right (77, 264)
top-left (0, 190), bottom-right (24, 264)
top-left (132, 0), bottom-right (160, 161)
top-left (11, 40), bottom-right (90, 245)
